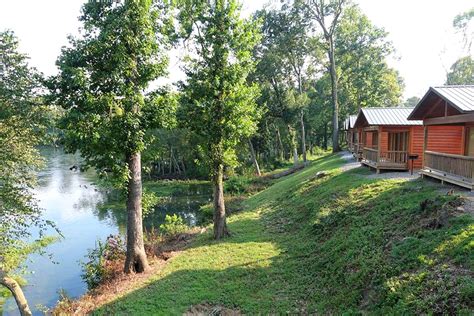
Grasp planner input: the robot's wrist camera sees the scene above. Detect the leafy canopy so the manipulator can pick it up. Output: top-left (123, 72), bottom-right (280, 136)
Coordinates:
top-left (178, 0), bottom-right (262, 171)
top-left (47, 0), bottom-right (173, 186)
top-left (0, 30), bottom-right (56, 274)
top-left (446, 56), bottom-right (474, 85)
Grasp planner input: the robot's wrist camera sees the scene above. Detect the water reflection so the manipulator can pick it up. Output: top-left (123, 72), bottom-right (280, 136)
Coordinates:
top-left (1, 148), bottom-right (211, 315)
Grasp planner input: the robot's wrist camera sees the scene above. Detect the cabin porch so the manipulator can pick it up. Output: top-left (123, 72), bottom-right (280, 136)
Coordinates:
top-left (361, 147), bottom-right (409, 173)
top-left (421, 150), bottom-right (474, 190)
top-left (359, 126), bottom-right (419, 173)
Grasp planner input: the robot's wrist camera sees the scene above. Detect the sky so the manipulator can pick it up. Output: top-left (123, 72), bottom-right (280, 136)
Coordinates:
top-left (0, 0), bottom-right (472, 99)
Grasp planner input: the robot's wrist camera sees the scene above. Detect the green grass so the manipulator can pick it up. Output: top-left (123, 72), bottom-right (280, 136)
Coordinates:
top-left (143, 179), bottom-right (210, 197)
top-left (96, 154), bottom-right (474, 315)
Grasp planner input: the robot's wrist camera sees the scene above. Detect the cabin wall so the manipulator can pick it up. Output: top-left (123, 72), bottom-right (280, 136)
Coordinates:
top-left (426, 125), bottom-right (464, 155)
top-left (365, 132), bottom-right (373, 148)
top-left (379, 126), bottom-right (424, 169)
top-left (410, 126), bottom-right (424, 169)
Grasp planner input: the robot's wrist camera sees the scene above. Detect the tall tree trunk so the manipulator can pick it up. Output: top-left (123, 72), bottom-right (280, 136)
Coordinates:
top-left (293, 146), bottom-right (298, 166)
top-left (248, 139), bottom-right (261, 176)
top-left (300, 110), bottom-right (307, 162)
top-left (124, 152), bottom-right (149, 273)
top-left (213, 163), bottom-right (228, 239)
top-left (289, 125), bottom-right (298, 167)
top-left (328, 36), bottom-right (340, 152)
top-left (323, 123), bottom-right (328, 150)
top-left (276, 126), bottom-right (284, 161)
top-left (1, 275), bottom-right (32, 316)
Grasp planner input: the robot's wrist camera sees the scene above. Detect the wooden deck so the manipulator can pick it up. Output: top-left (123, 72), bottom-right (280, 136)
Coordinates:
top-left (421, 151), bottom-right (474, 190)
top-left (361, 148), bottom-right (408, 172)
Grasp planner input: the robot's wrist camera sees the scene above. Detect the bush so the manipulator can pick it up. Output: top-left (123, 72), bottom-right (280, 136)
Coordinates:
top-left (159, 214), bottom-right (188, 237)
top-left (224, 176), bottom-right (252, 195)
top-left (80, 235), bottom-right (125, 290)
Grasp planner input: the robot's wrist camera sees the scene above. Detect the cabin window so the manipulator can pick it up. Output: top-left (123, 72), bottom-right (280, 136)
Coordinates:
top-left (388, 132), bottom-right (408, 152)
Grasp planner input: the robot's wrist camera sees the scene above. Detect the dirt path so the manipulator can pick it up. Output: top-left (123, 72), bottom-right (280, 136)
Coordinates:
top-left (339, 151), bottom-right (420, 181)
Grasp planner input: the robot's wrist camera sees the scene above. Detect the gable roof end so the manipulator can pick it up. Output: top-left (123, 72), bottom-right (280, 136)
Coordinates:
top-left (408, 85), bottom-right (474, 120)
top-left (354, 107), bottom-right (422, 127)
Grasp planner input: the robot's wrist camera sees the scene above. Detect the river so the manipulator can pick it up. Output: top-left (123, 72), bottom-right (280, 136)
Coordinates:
top-left (1, 148), bottom-right (212, 315)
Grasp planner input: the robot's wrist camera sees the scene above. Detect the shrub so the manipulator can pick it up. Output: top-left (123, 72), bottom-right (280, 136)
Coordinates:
top-left (80, 235), bottom-right (125, 290)
top-left (224, 176), bottom-right (252, 195)
top-left (159, 214), bottom-right (188, 237)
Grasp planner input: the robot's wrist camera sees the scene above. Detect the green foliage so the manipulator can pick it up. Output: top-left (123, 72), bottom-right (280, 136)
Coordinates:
top-left (0, 30), bottom-right (58, 281)
top-left (335, 5), bottom-right (403, 114)
top-left (141, 189), bottom-right (160, 217)
top-left (178, 0), bottom-right (262, 174)
top-left (453, 8), bottom-right (473, 50)
top-left (98, 154), bottom-right (473, 314)
top-left (404, 96), bottom-right (421, 108)
top-left (159, 214), bottom-right (188, 237)
top-left (80, 235), bottom-right (125, 290)
top-left (224, 176), bottom-right (252, 195)
top-left (446, 56), bottom-right (474, 85)
top-left (47, 0), bottom-right (172, 184)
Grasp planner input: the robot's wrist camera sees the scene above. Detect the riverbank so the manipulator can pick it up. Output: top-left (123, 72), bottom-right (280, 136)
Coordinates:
top-left (55, 153), bottom-right (474, 314)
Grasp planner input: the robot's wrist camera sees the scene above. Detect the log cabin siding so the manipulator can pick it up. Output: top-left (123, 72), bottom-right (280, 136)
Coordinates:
top-left (426, 125), bottom-right (464, 155)
top-left (365, 132), bottom-right (373, 148)
top-left (410, 126), bottom-right (425, 169)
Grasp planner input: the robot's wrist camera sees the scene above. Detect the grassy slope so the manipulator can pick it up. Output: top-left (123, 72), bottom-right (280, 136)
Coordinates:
top-left (97, 154), bottom-right (474, 315)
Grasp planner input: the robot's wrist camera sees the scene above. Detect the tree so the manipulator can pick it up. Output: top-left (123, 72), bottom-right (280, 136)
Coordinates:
top-left (299, 0), bottom-right (347, 152)
top-left (0, 30), bottom-right (56, 316)
top-left (446, 56), bottom-right (474, 85)
top-left (252, 7), bottom-right (313, 165)
top-left (453, 8), bottom-right (474, 52)
top-left (404, 96), bottom-right (421, 108)
top-left (178, 0), bottom-right (261, 239)
top-left (334, 4), bottom-right (403, 117)
top-left (48, 0), bottom-right (172, 273)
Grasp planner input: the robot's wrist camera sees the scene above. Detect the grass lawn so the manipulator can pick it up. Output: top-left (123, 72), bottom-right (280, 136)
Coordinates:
top-left (96, 154), bottom-right (474, 315)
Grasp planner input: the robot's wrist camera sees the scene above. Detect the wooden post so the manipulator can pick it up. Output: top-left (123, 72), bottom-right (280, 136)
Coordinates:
top-left (423, 125), bottom-right (428, 169)
top-left (377, 126), bottom-right (382, 166)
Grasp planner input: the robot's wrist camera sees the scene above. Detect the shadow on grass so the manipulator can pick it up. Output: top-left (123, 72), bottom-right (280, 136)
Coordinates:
top-left (95, 155), bottom-right (474, 315)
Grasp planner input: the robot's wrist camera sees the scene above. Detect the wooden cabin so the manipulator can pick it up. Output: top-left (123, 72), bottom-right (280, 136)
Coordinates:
top-left (344, 115), bottom-right (359, 153)
top-left (353, 108), bottom-right (424, 173)
top-left (408, 85), bottom-right (474, 190)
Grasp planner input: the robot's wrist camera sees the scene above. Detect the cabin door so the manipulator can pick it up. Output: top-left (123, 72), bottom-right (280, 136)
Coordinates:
top-left (388, 132), bottom-right (409, 152)
top-left (466, 128), bottom-right (474, 156)
top-left (388, 132), bottom-right (409, 163)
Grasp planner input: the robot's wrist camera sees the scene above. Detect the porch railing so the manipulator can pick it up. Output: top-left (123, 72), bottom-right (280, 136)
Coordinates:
top-left (363, 147), bottom-right (378, 163)
top-left (424, 151), bottom-right (474, 182)
top-left (379, 151), bottom-right (408, 164)
top-left (363, 148), bottom-right (408, 166)
top-left (354, 143), bottom-right (364, 154)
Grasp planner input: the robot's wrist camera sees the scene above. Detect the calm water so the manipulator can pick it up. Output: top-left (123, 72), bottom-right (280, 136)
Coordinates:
top-left (1, 148), bottom-right (211, 315)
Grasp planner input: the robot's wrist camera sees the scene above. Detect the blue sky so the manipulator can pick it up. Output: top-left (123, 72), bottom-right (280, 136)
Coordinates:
top-left (0, 0), bottom-right (472, 99)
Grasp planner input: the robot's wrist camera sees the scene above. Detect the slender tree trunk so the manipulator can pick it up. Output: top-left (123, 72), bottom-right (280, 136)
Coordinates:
top-left (300, 110), bottom-right (307, 162)
top-left (289, 125), bottom-right (298, 167)
top-left (328, 36), bottom-right (340, 152)
top-left (323, 123), bottom-right (328, 150)
top-left (171, 149), bottom-right (181, 174)
top-left (213, 163), bottom-right (228, 239)
top-left (1, 275), bottom-right (32, 316)
top-left (276, 126), bottom-right (284, 161)
top-left (248, 139), bottom-right (261, 176)
top-left (293, 147), bottom-right (298, 166)
top-left (169, 148), bottom-right (173, 174)
top-left (124, 152), bottom-right (149, 273)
